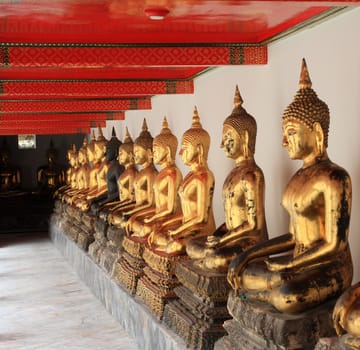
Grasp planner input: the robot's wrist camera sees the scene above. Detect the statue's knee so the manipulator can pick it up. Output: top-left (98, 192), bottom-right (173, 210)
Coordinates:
top-left (270, 289), bottom-right (300, 314)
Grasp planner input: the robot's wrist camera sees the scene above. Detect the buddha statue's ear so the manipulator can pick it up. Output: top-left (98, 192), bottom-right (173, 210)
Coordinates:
top-left (313, 122), bottom-right (325, 157)
top-left (166, 145), bottom-right (173, 162)
top-left (147, 147), bottom-right (153, 160)
top-left (243, 130), bottom-right (250, 159)
top-left (197, 143), bottom-right (205, 163)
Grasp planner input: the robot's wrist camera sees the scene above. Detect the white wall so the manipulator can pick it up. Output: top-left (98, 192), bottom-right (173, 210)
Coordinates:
top-left (102, 7), bottom-right (360, 283)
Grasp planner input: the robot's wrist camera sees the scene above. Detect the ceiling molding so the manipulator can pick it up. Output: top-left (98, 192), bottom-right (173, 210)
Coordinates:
top-left (0, 98), bottom-right (151, 113)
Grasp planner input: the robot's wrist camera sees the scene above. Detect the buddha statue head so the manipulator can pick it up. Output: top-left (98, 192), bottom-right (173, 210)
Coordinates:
top-left (119, 127), bottom-right (134, 166)
top-left (222, 85), bottom-right (257, 161)
top-left (134, 118), bottom-right (153, 166)
top-left (68, 144), bottom-right (78, 168)
top-left (94, 127), bottom-right (108, 162)
top-left (153, 117), bottom-right (178, 165)
top-left (87, 130), bottom-right (96, 163)
top-left (282, 58), bottom-right (330, 162)
top-left (180, 106), bottom-right (210, 166)
top-left (106, 127), bottom-right (121, 162)
top-left (46, 140), bottom-right (58, 166)
top-left (78, 137), bottom-right (88, 166)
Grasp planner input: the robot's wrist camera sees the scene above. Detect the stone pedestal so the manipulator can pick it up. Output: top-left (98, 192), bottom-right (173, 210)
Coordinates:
top-left (136, 247), bottom-right (184, 319)
top-left (315, 336), bottom-right (358, 350)
top-left (163, 259), bottom-right (230, 349)
top-left (88, 218), bottom-right (109, 264)
top-left (99, 225), bottom-right (126, 274)
top-left (76, 211), bottom-right (95, 251)
top-left (112, 236), bottom-right (146, 294)
top-left (215, 291), bottom-right (337, 350)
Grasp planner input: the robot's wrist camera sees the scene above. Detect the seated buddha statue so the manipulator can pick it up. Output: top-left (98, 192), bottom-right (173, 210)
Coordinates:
top-left (333, 282), bottom-right (360, 348)
top-left (0, 139), bottom-right (22, 194)
top-left (227, 58), bottom-right (353, 314)
top-left (60, 144), bottom-right (80, 202)
top-left (147, 106), bottom-right (216, 255)
top-left (125, 117), bottom-right (183, 238)
top-left (37, 140), bottom-right (66, 193)
top-left (75, 137), bottom-right (91, 191)
top-left (76, 127), bottom-right (109, 211)
top-left (186, 86), bottom-right (268, 272)
top-left (108, 119), bottom-right (158, 227)
top-left (98, 127), bottom-right (137, 220)
top-left (54, 142), bottom-right (78, 199)
top-left (90, 127), bottom-right (125, 214)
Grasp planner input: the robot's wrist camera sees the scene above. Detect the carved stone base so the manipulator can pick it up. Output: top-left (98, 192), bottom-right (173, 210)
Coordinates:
top-left (99, 243), bottom-right (119, 274)
top-left (136, 272), bottom-right (178, 320)
top-left (88, 218), bottom-right (109, 263)
top-left (81, 211), bottom-right (96, 230)
top-left (215, 290), bottom-right (337, 350)
top-left (76, 225), bottom-right (95, 251)
top-left (164, 299), bottom-right (226, 350)
top-left (112, 251), bottom-right (145, 295)
top-left (315, 336), bottom-right (358, 350)
top-left (163, 259), bottom-right (230, 349)
top-left (175, 259), bottom-right (231, 302)
top-left (136, 248), bottom-right (187, 319)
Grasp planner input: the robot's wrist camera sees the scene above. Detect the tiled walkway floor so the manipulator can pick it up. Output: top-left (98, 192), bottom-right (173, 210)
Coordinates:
top-left (0, 232), bottom-right (139, 350)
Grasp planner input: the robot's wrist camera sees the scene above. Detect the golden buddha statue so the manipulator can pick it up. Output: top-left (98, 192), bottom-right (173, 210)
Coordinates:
top-left (227, 58), bottom-right (353, 314)
top-left (147, 106), bottom-right (215, 255)
top-left (98, 127), bottom-right (137, 220)
top-left (75, 137), bottom-right (91, 191)
top-left (186, 86), bottom-right (268, 272)
top-left (60, 144), bottom-right (79, 201)
top-left (75, 128), bottom-right (109, 211)
top-left (37, 140), bottom-right (66, 192)
top-left (0, 139), bottom-right (22, 194)
top-left (53, 142), bottom-right (77, 199)
top-left (108, 119), bottom-right (158, 227)
top-left (125, 117), bottom-right (182, 238)
top-left (333, 282), bottom-right (360, 348)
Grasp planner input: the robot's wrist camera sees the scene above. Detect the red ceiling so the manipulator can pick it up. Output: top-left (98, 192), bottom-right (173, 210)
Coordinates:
top-left (0, 0), bottom-right (358, 135)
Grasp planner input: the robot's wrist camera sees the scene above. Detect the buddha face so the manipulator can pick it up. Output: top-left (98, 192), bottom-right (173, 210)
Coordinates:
top-left (118, 147), bottom-right (131, 165)
top-left (179, 140), bottom-right (197, 166)
top-left (221, 124), bottom-right (244, 160)
top-left (94, 143), bottom-right (105, 161)
top-left (69, 153), bottom-right (77, 167)
top-left (78, 150), bottom-right (85, 165)
top-left (133, 144), bottom-right (149, 165)
top-left (87, 147), bottom-right (95, 163)
top-left (282, 118), bottom-right (317, 161)
top-left (153, 143), bottom-right (167, 165)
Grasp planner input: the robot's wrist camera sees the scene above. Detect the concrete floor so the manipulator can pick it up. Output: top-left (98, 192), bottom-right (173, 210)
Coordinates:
top-left (0, 232), bottom-right (139, 350)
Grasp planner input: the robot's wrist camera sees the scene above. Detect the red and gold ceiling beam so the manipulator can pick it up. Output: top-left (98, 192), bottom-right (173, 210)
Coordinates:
top-left (0, 43), bottom-right (267, 68)
top-left (0, 80), bottom-right (194, 98)
top-left (0, 127), bottom-right (90, 136)
top-left (0, 120), bottom-right (105, 128)
top-left (0, 112), bottom-right (124, 122)
top-left (0, 98), bottom-right (151, 113)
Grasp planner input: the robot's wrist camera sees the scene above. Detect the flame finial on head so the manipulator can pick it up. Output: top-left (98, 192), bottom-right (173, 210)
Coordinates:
top-left (97, 126), bottom-right (106, 142)
top-left (142, 118), bottom-right (148, 132)
top-left (123, 127), bottom-right (133, 144)
top-left (234, 85), bottom-right (244, 107)
top-left (192, 106), bottom-right (202, 128)
top-left (299, 58), bottom-right (312, 89)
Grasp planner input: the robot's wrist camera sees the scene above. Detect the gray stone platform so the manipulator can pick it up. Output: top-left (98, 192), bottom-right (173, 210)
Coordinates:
top-left (50, 220), bottom-right (187, 350)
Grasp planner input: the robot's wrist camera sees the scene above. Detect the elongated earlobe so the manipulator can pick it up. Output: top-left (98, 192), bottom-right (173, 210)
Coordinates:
top-left (314, 122), bottom-right (325, 157)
